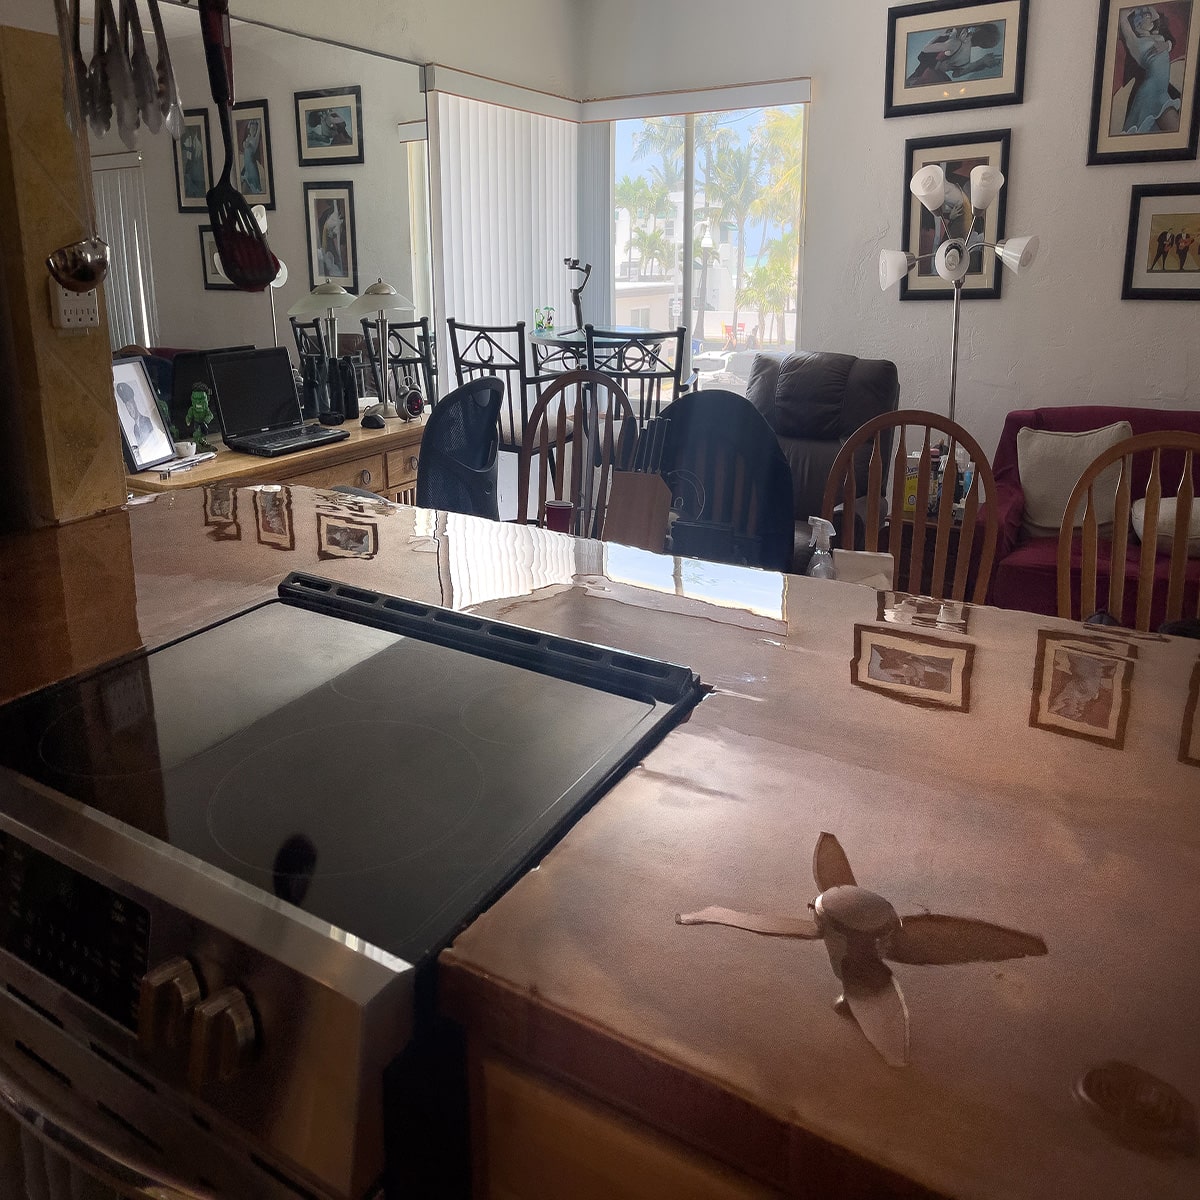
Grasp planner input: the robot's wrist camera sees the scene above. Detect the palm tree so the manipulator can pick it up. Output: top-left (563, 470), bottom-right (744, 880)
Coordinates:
top-left (627, 227), bottom-right (670, 278)
top-left (615, 174), bottom-right (651, 281)
top-left (708, 143), bottom-right (763, 339)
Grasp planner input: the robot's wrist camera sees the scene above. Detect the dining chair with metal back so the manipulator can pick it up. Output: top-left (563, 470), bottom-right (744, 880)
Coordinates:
top-left (822, 410), bottom-right (998, 604)
top-left (1057, 429), bottom-right (1200, 631)
top-left (516, 370), bottom-right (637, 539)
top-left (584, 325), bottom-right (690, 427)
top-left (447, 319), bottom-right (539, 453)
top-left (361, 316), bottom-right (437, 413)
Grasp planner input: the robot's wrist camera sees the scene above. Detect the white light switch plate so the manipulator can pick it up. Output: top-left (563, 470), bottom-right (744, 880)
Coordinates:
top-left (48, 278), bottom-right (100, 329)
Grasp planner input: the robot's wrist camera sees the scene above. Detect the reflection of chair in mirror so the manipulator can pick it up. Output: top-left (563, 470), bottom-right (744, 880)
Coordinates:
top-left (360, 317), bottom-right (437, 412)
top-left (416, 377), bottom-right (504, 520)
top-left (517, 370), bottom-right (636, 538)
top-left (658, 389), bottom-right (795, 573)
top-left (447, 319), bottom-right (537, 453)
top-left (290, 316), bottom-right (327, 365)
top-left (821, 410), bottom-right (998, 603)
top-left (584, 325), bottom-right (690, 428)
top-left (1057, 430), bottom-right (1200, 631)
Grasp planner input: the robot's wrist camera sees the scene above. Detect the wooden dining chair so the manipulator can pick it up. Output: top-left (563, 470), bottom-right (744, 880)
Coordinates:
top-left (584, 325), bottom-right (691, 428)
top-left (516, 370), bottom-right (637, 539)
top-left (821, 410), bottom-right (998, 603)
top-left (1057, 429), bottom-right (1200, 631)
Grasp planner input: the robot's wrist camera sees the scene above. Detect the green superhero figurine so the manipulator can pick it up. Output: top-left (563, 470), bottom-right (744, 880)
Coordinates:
top-left (186, 382), bottom-right (215, 452)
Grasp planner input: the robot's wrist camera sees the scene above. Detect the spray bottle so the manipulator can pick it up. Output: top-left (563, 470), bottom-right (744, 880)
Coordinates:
top-left (806, 517), bottom-right (836, 579)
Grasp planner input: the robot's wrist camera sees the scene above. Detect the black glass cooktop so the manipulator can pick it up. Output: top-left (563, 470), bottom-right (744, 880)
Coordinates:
top-left (0, 574), bottom-right (702, 966)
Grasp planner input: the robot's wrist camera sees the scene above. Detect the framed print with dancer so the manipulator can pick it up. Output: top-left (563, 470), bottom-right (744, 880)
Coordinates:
top-left (901, 129), bottom-right (1010, 300)
top-left (1122, 181), bottom-right (1200, 298)
top-left (303, 181), bottom-right (358, 293)
top-left (293, 87), bottom-right (365, 167)
top-left (232, 99), bottom-right (275, 210)
top-left (172, 109), bottom-right (213, 213)
top-left (1088, 0), bottom-right (1200, 164)
top-left (885, 0), bottom-right (1029, 118)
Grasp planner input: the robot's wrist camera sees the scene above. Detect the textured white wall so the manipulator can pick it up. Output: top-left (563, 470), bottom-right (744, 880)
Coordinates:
top-left (578, 0), bottom-right (1199, 459)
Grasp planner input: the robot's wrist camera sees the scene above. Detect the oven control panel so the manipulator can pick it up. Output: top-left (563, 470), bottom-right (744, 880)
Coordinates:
top-left (0, 830), bottom-right (149, 1031)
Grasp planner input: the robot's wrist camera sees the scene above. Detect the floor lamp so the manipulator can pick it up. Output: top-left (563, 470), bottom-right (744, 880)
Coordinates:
top-left (879, 164), bottom-right (1038, 426)
top-left (251, 205), bottom-right (287, 347)
top-left (345, 279), bottom-right (415, 419)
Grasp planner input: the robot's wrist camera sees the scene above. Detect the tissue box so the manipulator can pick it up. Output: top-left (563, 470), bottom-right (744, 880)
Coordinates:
top-left (833, 549), bottom-right (894, 591)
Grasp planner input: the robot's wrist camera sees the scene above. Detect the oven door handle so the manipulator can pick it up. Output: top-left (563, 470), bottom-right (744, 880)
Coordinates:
top-left (0, 1057), bottom-right (213, 1199)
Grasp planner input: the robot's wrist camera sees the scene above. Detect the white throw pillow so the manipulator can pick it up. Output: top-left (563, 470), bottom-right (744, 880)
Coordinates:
top-left (1017, 421), bottom-right (1133, 537)
top-left (1131, 496), bottom-right (1200, 558)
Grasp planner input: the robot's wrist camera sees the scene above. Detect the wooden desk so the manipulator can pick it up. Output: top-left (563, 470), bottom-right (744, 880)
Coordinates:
top-left (126, 417), bottom-right (425, 503)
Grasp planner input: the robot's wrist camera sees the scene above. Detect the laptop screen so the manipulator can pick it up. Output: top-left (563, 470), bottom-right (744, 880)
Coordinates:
top-left (208, 348), bottom-right (302, 439)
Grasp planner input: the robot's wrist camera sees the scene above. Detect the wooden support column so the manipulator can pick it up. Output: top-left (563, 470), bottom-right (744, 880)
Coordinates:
top-left (0, 25), bottom-right (126, 531)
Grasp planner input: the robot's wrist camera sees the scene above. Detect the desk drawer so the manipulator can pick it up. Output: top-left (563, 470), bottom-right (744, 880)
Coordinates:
top-left (386, 447), bottom-right (421, 505)
top-left (287, 453), bottom-right (386, 494)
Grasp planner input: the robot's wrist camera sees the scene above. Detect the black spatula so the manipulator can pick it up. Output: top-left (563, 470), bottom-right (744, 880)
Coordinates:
top-left (198, 0), bottom-right (278, 292)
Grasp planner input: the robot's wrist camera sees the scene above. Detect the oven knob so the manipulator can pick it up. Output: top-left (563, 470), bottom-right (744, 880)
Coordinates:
top-left (188, 986), bottom-right (257, 1089)
top-left (138, 957), bottom-right (203, 1054)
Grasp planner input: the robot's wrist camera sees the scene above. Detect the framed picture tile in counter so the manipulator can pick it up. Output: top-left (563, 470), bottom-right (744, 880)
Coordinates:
top-left (1088, 0), bottom-right (1200, 165)
top-left (885, 0), bottom-right (1029, 118)
top-left (1122, 181), bottom-right (1200, 298)
top-left (851, 625), bottom-right (974, 711)
top-left (294, 86), bottom-right (365, 166)
top-left (1029, 630), bottom-right (1136, 749)
top-left (304, 181), bottom-right (358, 293)
top-left (901, 129), bottom-right (1010, 300)
top-left (232, 99), bottom-right (275, 210)
top-left (173, 109), bottom-right (214, 213)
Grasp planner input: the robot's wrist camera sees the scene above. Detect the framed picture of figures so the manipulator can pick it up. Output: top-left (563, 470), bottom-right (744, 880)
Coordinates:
top-left (885, 0), bottom-right (1030, 118)
top-left (172, 108), bottom-right (214, 213)
top-left (1122, 181), bottom-right (1200, 298)
top-left (900, 129), bottom-right (1010, 300)
top-left (1088, 0), bottom-right (1200, 164)
top-left (303, 181), bottom-right (358, 293)
top-left (293, 86), bottom-right (365, 167)
top-left (231, 99), bottom-right (276, 210)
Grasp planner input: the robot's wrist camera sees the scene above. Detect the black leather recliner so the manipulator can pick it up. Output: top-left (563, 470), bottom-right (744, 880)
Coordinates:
top-left (745, 351), bottom-right (900, 572)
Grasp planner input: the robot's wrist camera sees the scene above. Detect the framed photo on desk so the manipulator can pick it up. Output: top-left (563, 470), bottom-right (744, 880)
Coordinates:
top-left (113, 359), bottom-right (176, 473)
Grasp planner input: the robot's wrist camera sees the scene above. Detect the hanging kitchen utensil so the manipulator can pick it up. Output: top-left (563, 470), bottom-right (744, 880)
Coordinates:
top-left (145, 0), bottom-right (183, 138)
top-left (198, 0), bottom-right (279, 291)
top-left (100, 0), bottom-right (138, 147)
top-left (47, 0), bottom-right (110, 292)
top-left (69, 0), bottom-right (89, 129)
top-left (87, 0), bottom-right (111, 137)
top-left (123, 0), bottom-right (159, 133)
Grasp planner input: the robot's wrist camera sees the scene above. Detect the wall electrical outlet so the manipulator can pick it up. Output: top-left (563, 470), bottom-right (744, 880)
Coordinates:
top-left (48, 278), bottom-right (100, 330)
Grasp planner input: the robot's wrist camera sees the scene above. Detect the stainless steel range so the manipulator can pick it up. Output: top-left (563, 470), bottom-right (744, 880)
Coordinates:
top-left (0, 572), bottom-right (703, 1198)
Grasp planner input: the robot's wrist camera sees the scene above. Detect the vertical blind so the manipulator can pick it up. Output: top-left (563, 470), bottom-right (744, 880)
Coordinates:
top-left (91, 162), bottom-right (159, 350)
top-left (432, 92), bottom-right (578, 331)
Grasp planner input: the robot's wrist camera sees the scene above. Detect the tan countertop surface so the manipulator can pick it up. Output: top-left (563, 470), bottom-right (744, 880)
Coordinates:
top-left (2, 487), bottom-right (1198, 1199)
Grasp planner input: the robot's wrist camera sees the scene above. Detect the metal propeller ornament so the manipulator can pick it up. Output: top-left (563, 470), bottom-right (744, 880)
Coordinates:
top-left (677, 832), bottom-right (1047, 1067)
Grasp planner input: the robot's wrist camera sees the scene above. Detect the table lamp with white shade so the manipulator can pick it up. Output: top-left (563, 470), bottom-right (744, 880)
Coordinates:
top-left (286, 280), bottom-right (357, 363)
top-left (879, 164), bottom-right (1038, 426)
top-left (345, 278), bottom-right (415, 419)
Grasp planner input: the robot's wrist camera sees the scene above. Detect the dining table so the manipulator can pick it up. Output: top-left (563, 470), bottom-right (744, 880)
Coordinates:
top-left (1, 489), bottom-right (1198, 1199)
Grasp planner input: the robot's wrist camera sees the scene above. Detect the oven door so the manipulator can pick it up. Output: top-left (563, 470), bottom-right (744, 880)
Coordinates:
top-left (0, 1065), bottom-right (207, 1199)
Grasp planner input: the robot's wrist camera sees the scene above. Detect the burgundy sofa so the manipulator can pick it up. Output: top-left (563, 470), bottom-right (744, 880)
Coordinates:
top-left (988, 405), bottom-right (1200, 627)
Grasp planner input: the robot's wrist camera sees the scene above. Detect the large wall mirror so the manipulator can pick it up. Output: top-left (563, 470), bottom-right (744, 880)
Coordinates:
top-left (2, 0), bottom-right (433, 361)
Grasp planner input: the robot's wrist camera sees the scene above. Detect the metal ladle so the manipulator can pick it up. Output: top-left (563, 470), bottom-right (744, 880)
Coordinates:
top-left (48, 0), bottom-right (110, 292)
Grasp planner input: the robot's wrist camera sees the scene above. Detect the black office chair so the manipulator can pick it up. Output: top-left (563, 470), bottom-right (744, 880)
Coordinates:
top-left (360, 317), bottom-right (437, 412)
top-left (658, 389), bottom-right (795, 573)
top-left (415, 377), bottom-right (505, 520)
top-left (585, 325), bottom-right (691, 428)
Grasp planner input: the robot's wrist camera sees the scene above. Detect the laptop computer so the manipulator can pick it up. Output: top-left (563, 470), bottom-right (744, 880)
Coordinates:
top-left (169, 346), bottom-right (254, 435)
top-left (208, 347), bottom-right (349, 457)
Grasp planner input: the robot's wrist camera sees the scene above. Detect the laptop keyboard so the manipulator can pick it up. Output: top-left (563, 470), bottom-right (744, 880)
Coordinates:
top-left (250, 426), bottom-right (333, 449)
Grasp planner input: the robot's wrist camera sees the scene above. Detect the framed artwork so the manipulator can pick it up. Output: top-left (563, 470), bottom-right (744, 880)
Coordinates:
top-left (172, 108), bottom-right (213, 213)
top-left (885, 0), bottom-right (1029, 118)
top-left (1180, 658), bottom-right (1200, 765)
top-left (317, 512), bottom-right (378, 559)
top-left (113, 359), bottom-right (175, 473)
top-left (1029, 631), bottom-right (1136, 749)
top-left (198, 226), bottom-right (235, 291)
top-left (232, 98), bottom-right (275, 210)
top-left (304, 181), bottom-right (358, 292)
top-left (293, 86), bottom-right (365, 166)
top-left (1088, 0), bottom-right (1200, 165)
top-left (851, 625), bottom-right (974, 711)
top-left (203, 484), bottom-right (241, 541)
top-left (901, 128), bottom-right (1010, 300)
top-left (254, 487), bottom-right (295, 551)
top-left (1121, 181), bottom-right (1200, 298)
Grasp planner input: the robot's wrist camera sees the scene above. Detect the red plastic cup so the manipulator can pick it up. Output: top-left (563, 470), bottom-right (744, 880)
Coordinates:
top-left (543, 500), bottom-right (575, 533)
